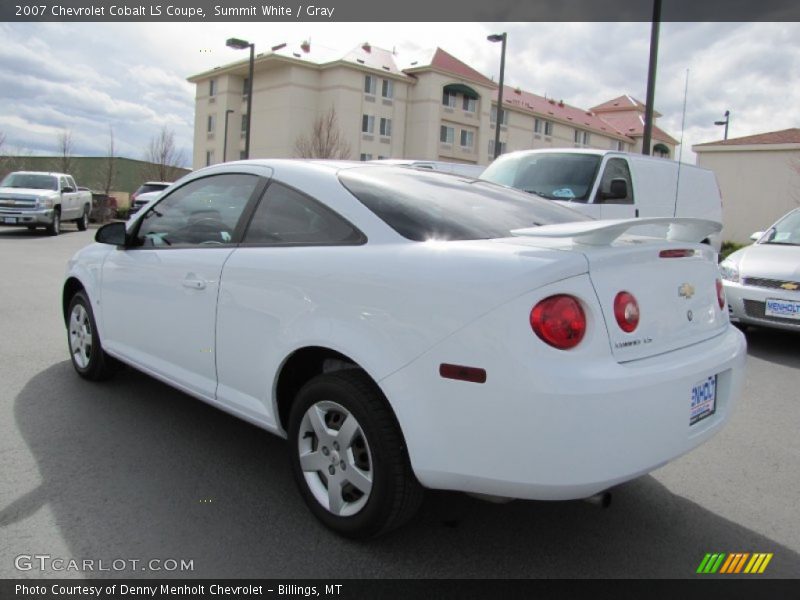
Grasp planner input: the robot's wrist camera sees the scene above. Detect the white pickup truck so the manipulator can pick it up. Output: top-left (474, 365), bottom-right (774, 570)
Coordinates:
top-left (0, 171), bottom-right (92, 235)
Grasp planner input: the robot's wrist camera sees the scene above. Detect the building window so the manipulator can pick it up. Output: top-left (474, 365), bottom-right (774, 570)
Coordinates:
top-left (616, 141), bottom-right (626, 151)
top-left (241, 114), bottom-right (247, 132)
top-left (360, 153), bottom-right (373, 161)
top-left (653, 143), bottom-right (670, 158)
top-left (242, 78), bottom-right (249, 96)
top-left (379, 117), bottom-right (392, 137)
top-left (490, 106), bottom-right (509, 125)
top-left (440, 125), bottom-right (455, 144)
top-left (460, 130), bottom-right (474, 148)
top-left (239, 150), bottom-right (247, 160)
top-left (575, 130), bottom-right (590, 145)
top-left (534, 118), bottom-right (542, 133)
top-left (207, 114), bottom-right (216, 134)
top-left (442, 90), bottom-right (457, 108)
top-left (381, 79), bottom-right (393, 99)
top-left (209, 79), bottom-right (216, 97)
top-left (488, 140), bottom-right (507, 156)
top-left (544, 121), bottom-right (553, 136)
top-left (364, 75), bottom-right (376, 95)
top-left (361, 114), bottom-right (375, 134)
top-left (377, 155), bottom-right (388, 160)
top-left (462, 96), bottom-right (476, 112)
top-left (205, 150), bottom-right (214, 166)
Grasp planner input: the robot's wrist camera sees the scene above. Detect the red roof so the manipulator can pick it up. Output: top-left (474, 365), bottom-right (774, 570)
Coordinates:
top-left (404, 47), bottom-right (496, 88)
top-left (591, 94), bottom-right (662, 118)
top-left (594, 111), bottom-right (678, 145)
top-left (694, 128), bottom-right (800, 147)
top-left (493, 86), bottom-right (632, 141)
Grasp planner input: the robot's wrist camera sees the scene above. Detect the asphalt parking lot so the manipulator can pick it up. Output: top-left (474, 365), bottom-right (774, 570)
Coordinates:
top-left (1, 226), bottom-right (798, 579)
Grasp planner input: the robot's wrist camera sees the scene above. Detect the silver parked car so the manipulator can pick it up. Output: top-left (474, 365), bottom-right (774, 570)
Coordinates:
top-left (721, 208), bottom-right (800, 332)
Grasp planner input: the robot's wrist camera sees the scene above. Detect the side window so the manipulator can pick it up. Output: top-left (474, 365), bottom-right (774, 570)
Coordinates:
top-left (67, 176), bottom-right (77, 190)
top-left (60, 176), bottom-right (70, 191)
top-left (595, 158), bottom-right (634, 205)
top-left (243, 182), bottom-right (363, 246)
top-left (135, 173), bottom-right (259, 248)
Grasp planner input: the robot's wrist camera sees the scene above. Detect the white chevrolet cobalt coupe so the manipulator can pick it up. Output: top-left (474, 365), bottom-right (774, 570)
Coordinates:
top-left (63, 161), bottom-right (746, 538)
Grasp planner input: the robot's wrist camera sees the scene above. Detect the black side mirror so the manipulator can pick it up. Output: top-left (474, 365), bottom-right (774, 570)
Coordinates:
top-left (95, 222), bottom-right (128, 246)
top-left (62, 186), bottom-right (75, 194)
top-left (608, 178), bottom-right (628, 199)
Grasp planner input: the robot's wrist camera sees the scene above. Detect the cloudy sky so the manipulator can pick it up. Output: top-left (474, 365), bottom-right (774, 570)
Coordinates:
top-left (1, 21), bottom-right (798, 166)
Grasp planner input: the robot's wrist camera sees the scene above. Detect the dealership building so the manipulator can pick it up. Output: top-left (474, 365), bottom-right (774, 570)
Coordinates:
top-left (187, 42), bottom-right (677, 170)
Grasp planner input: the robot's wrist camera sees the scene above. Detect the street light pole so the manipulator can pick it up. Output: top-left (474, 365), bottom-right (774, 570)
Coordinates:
top-left (226, 37), bottom-right (255, 159)
top-left (714, 110), bottom-right (730, 140)
top-left (642, 0), bottom-right (662, 155)
top-left (487, 32), bottom-right (507, 160)
top-left (222, 109), bottom-right (234, 162)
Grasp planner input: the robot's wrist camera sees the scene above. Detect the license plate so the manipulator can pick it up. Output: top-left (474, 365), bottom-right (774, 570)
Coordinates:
top-left (765, 298), bottom-right (800, 320)
top-left (3, 217), bottom-right (17, 224)
top-left (690, 375), bottom-right (717, 426)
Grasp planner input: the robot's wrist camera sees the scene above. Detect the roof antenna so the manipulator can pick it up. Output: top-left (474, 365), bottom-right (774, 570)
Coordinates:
top-left (674, 68), bottom-right (689, 217)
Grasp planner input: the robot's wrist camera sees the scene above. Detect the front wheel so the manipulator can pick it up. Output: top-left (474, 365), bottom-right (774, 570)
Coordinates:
top-left (46, 210), bottom-right (60, 236)
top-left (67, 291), bottom-right (115, 380)
top-left (288, 370), bottom-right (423, 538)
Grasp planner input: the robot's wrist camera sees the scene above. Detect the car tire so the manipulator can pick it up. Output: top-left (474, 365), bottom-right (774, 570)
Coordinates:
top-left (76, 207), bottom-right (89, 231)
top-left (288, 370), bottom-right (423, 539)
top-left (66, 291), bottom-right (115, 381)
top-left (46, 209), bottom-right (60, 236)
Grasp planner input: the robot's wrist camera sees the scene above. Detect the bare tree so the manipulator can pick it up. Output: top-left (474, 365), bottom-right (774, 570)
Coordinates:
top-left (55, 129), bottom-right (75, 174)
top-left (142, 125), bottom-right (186, 182)
top-left (293, 107), bottom-right (352, 159)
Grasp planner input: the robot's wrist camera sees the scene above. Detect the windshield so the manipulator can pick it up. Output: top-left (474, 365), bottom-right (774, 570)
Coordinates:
top-left (0, 173), bottom-right (58, 191)
top-left (481, 152), bottom-right (602, 202)
top-left (339, 166), bottom-right (589, 242)
top-left (760, 209), bottom-right (800, 246)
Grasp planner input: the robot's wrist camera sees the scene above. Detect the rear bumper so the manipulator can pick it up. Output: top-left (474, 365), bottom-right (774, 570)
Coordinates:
top-left (724, 280), bottom-right (800, 332)
top-left (382, 303), bottom-right (746, 500)
top-left (0, 209), bottom-right (55, 226)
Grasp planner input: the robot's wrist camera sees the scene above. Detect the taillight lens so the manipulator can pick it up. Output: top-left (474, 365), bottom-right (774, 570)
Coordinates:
top-left (614, 291), bottom-right (640, 333)
top-left (530, 295), bottom-right (586, 350)
top-left (716, 278), bottom-right (725, 309)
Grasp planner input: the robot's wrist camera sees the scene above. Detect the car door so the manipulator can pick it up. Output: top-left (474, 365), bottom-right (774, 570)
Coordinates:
top-left (592, 157), bottom-right (636, 219)
top-left (215, 181), bottom-right (366, 426)
top-left (99, 171), bottom-right (268, 400)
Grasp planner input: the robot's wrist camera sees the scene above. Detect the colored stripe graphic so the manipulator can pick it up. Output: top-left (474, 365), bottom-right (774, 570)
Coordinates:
top-left (699, 552), bottom-right (773, 574)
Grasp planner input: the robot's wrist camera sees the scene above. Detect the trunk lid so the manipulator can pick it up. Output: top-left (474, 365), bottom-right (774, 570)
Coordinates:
top-left (509, 218), bottom-right (728, 362)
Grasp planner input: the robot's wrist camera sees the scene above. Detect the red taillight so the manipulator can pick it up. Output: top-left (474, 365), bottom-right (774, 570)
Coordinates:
top-left (659, 249), bottom-right (696, 258)
top-left (613, 291), bottom-right (640, 333)
top-left (716, 278), bottom-right (725, 309)
top-left (530, 295), bottom-right (586, 350)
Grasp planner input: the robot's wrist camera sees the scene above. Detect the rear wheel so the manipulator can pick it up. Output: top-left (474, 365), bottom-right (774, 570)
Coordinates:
top-left (67, 291), bottom-right (115, 380)
top-left (46, 209), bottom-right (60, 236)
top-left (76, 206), bottom-right (89, 231)
top-left (288, 370), bottom-right (423, 538)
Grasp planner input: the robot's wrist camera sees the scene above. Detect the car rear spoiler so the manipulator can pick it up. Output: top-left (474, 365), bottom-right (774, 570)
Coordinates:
top-left (510, 218), bottom-right (722, 247)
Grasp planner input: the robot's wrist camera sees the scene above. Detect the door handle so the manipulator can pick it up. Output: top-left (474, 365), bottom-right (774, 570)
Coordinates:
top-left (182, 277), bottom-right (207, 290)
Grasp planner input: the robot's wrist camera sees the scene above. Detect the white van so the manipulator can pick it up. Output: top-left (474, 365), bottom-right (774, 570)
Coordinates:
top-left (481, 149), bottom-right (723, 250)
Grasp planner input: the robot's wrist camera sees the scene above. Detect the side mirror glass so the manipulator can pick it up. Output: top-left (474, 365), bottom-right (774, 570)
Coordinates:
top-left (62, 186), bottom-right (75, 193)
top-left (609, 178), bottom-right (628, 199)
top-left (95, 222), bottom-right (128, 246)
top-left (749, 231), bottom-right (763, 242)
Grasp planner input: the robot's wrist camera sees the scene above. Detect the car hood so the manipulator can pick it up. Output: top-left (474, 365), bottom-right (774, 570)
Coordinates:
top-left (739, 243), bottom-right (800, 281)
top-left (0, 187), bottom-right (57, 198)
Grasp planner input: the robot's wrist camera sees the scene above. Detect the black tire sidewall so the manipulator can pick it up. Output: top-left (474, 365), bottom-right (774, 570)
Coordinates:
top-left (288, 373), bottom-right (401, 539)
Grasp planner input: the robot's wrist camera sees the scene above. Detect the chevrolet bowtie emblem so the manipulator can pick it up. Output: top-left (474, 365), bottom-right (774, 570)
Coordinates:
top-left (780, 282), bottom-right (799, 291)
top-left (678, 283), bottom-right (695, 299)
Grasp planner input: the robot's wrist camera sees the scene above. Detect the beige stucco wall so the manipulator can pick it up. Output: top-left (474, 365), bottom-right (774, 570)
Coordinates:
top-left (695, 145), bottom-right (800, 243)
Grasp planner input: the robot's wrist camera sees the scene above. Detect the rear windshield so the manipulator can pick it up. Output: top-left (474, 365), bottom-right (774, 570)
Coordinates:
top-left (1, 173), bottom-right (58, 191)
top-left (481, 152), bottom-right (602, 202)
top-left (338, 166), bottom-right (589, 242)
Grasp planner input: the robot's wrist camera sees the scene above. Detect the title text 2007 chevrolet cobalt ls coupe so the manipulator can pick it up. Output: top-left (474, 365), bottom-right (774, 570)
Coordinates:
top-left (63, 161), bottom-right (746, 538)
